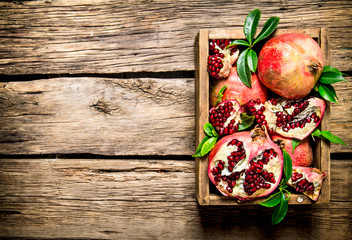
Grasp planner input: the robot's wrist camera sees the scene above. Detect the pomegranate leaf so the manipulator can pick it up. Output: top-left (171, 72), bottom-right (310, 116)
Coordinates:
top-left (237, 113), bottom-right (255, 131)
top-left (282, 149), bottom-right (293, 185)
top-left (291, 138), bottom-right (301, 154)
top-left (237, 49), bottom-right (252, 88)
top-left (320, 131), bottom-right (346, 145)
top-left (311, 129), bottom-right (346, 145)
top-left (319, 71), bottom-right (348, 84)
top-left (192, 136), bottom-right (210, 157)
top-left (318, 84), bottom-right (338, 103)
top-left (247, 49), bottom-right (258, 73)
top-left (214, 85), bottom-right (227, 106)
top-left (204, 123), bottom-right (217, 137)
top-left (259, 191), bottom-right (281, 207)
top-left (227, 39), bottom-right (250, 48)
top-left (253, 17), bottom-right (280, 45)
top-left (244, 9), bottom-right (261, 45)
top-left (323, 66), bottom-right (348, 76)
top-left (324, 84), bottom-right (338, 100)
top-left (200, 137), bottom-right (218, 156)
top-left (272, 192), bottom-right (288, 225)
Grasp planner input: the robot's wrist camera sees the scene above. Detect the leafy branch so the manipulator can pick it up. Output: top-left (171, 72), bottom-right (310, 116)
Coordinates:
top-left (227, 9), bottom-right (279, 88)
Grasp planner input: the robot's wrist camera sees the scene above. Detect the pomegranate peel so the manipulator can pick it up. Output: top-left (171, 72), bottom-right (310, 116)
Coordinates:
top-left (210, 66), bottom-right (268, 107)
top-left (208, 127), bottom-right (283, 200)
top-left (287, 167), bottom-right (327, 201)
top-left (272, 134), bottom-right (313, 167)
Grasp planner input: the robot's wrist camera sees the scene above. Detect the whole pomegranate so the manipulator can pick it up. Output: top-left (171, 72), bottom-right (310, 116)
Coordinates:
top-left (208, 127), bottom-right (283, 200)
top-left (245, 97), bottom-right (326, 140)
top-left (210, 67), bottom-right (268, 107)
top-left (272, 134), bottom-right (313, 167)
top-left (288, 166), bottom-right (327, 201)
top-left (257, 33), bottom-right (324, 99)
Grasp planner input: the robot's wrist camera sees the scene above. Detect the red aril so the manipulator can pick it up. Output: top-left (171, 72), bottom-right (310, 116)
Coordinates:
top-left (208, 39), bottom-right (239, 80)
top-left (245, 97), bottom-right (326, 140)
top-left (209, 99), bottom-right (242, 136)
top-left (287, 166), bottom-right (327, 201)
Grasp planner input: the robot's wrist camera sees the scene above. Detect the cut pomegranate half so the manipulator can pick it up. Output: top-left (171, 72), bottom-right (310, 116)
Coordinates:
top-left (208, 127), bottom-right (283, 201)
top-left (287, 166), bottom-right (327, 201)
top-left (245, 97), bottom-right (326, 140)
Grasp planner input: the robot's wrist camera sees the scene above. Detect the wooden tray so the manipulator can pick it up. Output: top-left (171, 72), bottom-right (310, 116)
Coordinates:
top-left (194, 28), bottom-right (330, 206)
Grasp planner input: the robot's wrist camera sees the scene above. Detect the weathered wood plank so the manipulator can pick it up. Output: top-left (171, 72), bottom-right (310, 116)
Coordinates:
top-left (0, 77), bottom-right (195, 155)
top-left (0, 77), bottom-right (351, 155)
top-left (0, 158), bottom-right (351, 239)
top-left (0, 0), bottom-right (351, 74)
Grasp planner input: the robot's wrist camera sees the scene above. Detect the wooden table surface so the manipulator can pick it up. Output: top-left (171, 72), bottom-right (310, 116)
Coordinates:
top-left (0, 1), bottom-right (351, 239)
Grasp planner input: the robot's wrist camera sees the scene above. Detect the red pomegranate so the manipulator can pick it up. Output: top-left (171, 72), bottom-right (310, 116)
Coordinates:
top-left (245, 97), bottom-right (326, 140)
top-left (272, 134), bottom-right (313, 167)
top-left (209, 99), bottom-right (242, 136)
top-left (257, 33), bottom-right (324, 99)
top-left (210, 67), bottom-right (268, 107)
top-left (208, 127), bottom-right (283, 200)
top-left (288, 166), bottom-right (327, 201)
top-left (207, 39), bottom-right (239, 80)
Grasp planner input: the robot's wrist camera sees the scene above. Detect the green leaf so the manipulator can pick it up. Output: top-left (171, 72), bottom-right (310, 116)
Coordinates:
top-left (192, 136), bottom-right (210, 157)
top-left (320, 131), bottom-right (347, 146)
top-left (200, 137), bottom-right (218, 156)
top-left (214, 85), bottom-right (227, 106)
top-left (272, 192), bottom-right (288, 225)
top-left (227, 39), bottom-right (250, 48)
top-left (319, 72), bottom-right (348, 84)
top-left (204, 123), bottom-right (216, 137)
top-left (244, 9), bottom-right (261, 45)
top-left (291, 139), bottom-right (301, 154)
top-left (253, 17), bottom-right (280, 44)
top-left (319, 84), bottom-right (337, 103)
top-left (212, 129), bottom-right (219, 138)
top-left (282, 149), bottom-right (293, 185)
top-left (313, 82), bottom-right (320, 92)
top-left (247, 49), bottom-right (258, 73)
top-left (323, 66), bottom-right (348, 76)
top-left (259, 192), bottom-right (281, 207)
top-left (237, 113), bottom-right (255, 131)
top-left (237, 49), bottom-right (252, 88)
top-left (311, 128), bottom-right (321, 137)
top-left (311, 129), bottom-right (346, 146)
top-left (324, 84), bottom-right (338, 99)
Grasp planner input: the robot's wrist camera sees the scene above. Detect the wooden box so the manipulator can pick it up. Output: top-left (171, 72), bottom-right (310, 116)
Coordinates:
top-left (194, 28), bottom-right (330, 206)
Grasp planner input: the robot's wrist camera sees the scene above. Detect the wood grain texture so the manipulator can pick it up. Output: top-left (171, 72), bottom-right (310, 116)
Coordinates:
top-left (0, 76), bottom-right (351, 155)
top-left (0, 77), bottom-right (195, 155)
top-left (194, 29), bottom-right (210, 205)
top-left (0, 158), bottom-right (351, 239)
top-left (0, 0), bottom-right (351, 74)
